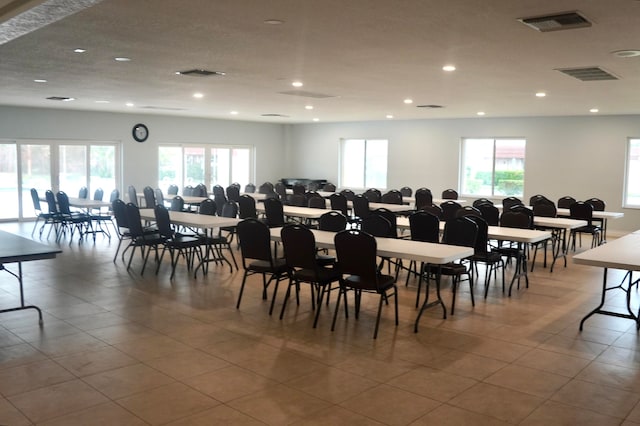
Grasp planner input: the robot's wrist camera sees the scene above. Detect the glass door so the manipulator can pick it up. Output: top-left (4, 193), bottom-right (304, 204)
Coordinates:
top-left (0, 143), bottom-right (19, 219)
top-left (20, 144), bottom-right (52, 219)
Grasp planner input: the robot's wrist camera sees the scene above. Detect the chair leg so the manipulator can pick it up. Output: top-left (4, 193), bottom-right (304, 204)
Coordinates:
top-left (331, 286), bottom-right (344, 332)
top-left (279, 277), bottom-right (294, 320)
top-left (236, 271), bottom-right (250, 309)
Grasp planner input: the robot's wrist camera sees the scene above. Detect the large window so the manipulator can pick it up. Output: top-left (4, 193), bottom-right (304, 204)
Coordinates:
top-left (624, 138), bottom-right (640, 207)
top-left (461, 138), bottom-right (526, 197)
top-left (158, 145), bottom-right (253, 193)
top-left (0, 140), bottom-right (119, 221)
top-left (340, 139), bottom-right (388, 189)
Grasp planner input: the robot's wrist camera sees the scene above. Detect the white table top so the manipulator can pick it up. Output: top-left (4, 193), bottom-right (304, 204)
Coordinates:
top-left (163, 194), bottom-right (210, 205)
top-left (257, 205), bottom-right (327, 219)
top-left (139, 209), bottom-right (240, 229)
top-left (396, 217), bottom-right (551, 244)
top-left (573, 232), bottom-right (640, 271)
top-left (40, 196), bottom-right (111, 209)
top-left (494, 204), bottom-right (624, 220)
top-left (270, 228), bottom-right (474, 265)
top-left (241, 192), bottom-right (269, 200)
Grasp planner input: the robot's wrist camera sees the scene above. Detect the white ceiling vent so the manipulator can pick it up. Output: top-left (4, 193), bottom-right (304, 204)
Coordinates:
top-left (556, 67), bottom-right (618, 81)
top-left (46, 96), bottom-right (74, 101)
top-left (278, 90), bottom-right (335, 99)
top-left (518, 11), bottom-right (591, 32)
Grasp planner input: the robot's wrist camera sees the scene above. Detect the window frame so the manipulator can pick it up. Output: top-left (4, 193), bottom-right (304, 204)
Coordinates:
top-left (158, 143), bottom-right (254, 192)
top-left (339, 138), bottom-right (389, 190)
top-left (623, 137), bottom-right (640, 208)
top-left (459, 137), bottom-right (526, 198)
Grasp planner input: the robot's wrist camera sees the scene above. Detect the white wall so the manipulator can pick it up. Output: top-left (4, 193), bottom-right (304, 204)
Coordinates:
top-left (0, 106), bottom-right (288, 192)
top-left (286, 115), bottom-right (640, 234)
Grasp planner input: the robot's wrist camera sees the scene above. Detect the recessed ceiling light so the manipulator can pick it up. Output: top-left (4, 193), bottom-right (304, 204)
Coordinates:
top-left (33, 79), bottom-right (47, 83)
top-left (230, 111), bottom-right (239, 115)
top-left (590, 108), bottom-right (599, 113)
top-left (114, 57), bottom-right (131, 62)
top-left (386, 114), bottom-right (394, 119)
top-left (305, 105), bottom-right (314, 110)
top-left (264, 19), bottom-right (284, 25)
top-left (477, 111), bottom-right (485, 116)
top-left (611, 50), bottom-right (640, 58)
top-left (125, 102), bottom-right (134, 107)
top-left (292, 81), bottom-right (303, 87)
top-left (73, 48), bottom-right (86, 53)
top-left (61, 97), bottom-right (75, 102)
top-left (535, 92), bottom-right (546, 97)
top-left (312, 118), bottom-right (319, 122)
top-left (95, 100), bottom-right (110, 104)
top-left (403, 98), bottom-right (413, 104)
top-left (193, 93), bottom-right (204, 99)
top-left (442, 65), bottom-right (456, 72)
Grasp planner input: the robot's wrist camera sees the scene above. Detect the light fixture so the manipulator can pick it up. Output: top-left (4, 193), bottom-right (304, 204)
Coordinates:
top-left (477, 111), bottom-right (485, 116)
top-left (611, 50), bottom-right (640, 58)
top-left (386, 114), bottom-right (394, 119)
top-left (305, 105), bottom-right (314, 110)
top-left (590, 108), bottom-right (599, 113)
top-left (61, 97), bottom-right (75, 102)
top-left (403, 98), bottom-right (413, 104)
top-left (292, 81), bottom-right (303, 87)
top-left (312, 118), bottom-right (319, 122)
top-left (125, 102), bottom-right (134, 107)
top-left (193, 93), bottom-right (204, 99)
top-left (264, 19), bottom-right (284, 25)
top-left (95, 100), bottom-right (110, 104)
top-left (114, 57), bottom-right (131, 62)
top-left (442, 65), bottom-right (456, 72)
top-left (535, 92), bottom-right (546, 97)
top-left (33, 79), bottom-right (47, 83)
top-left (73, 48), bottom-right (86, 53)
top-left (230, 111), bottom-right (239, 115)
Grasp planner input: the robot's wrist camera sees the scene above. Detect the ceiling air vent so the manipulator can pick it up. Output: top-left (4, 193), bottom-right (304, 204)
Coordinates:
top-left (556, 66), bottom-right (618, 81)
top-left (46, 96), bottom-right (74, 101)
top-left (261, 113), bottom-right (289, 117)
top-left (518, 11), bottom-right (591, 32)
top-left (416, 104), bottom-right (444, 109)
top-left (176, 69), bottom-right (225, 77)
top-left (278, 90), bottom-right (335, 99)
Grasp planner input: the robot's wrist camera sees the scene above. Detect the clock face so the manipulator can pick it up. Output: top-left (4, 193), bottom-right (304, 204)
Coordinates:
top-left (132, 123), bottom-right (149, 142)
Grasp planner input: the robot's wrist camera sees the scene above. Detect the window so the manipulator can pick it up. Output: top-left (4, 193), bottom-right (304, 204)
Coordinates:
top-left (158, 144), bottom-right (253, 193)
top-left (624, 138), bottom-right (640, 207)
top-left (340, 139), bottom-right (388, 189)
top-left (461, 138), bottom-right (526, 197)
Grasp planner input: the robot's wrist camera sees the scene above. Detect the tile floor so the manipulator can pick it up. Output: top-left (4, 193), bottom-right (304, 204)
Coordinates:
top-left (1, 221), bottom-right (639, 425)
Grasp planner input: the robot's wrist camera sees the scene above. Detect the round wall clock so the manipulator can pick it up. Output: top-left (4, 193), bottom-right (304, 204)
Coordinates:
top-left (132, 123), bottom-right (149, 142)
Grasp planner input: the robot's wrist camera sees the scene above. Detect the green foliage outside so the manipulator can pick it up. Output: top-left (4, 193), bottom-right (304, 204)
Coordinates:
top-left (473, 170), bottom-right (524, 195)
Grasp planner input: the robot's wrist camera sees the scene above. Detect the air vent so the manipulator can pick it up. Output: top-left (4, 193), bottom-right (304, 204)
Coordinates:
top-left (176, 69), bottom-right (226, 77)
top-left (556, 67), bottom-right (618, 81)
top-left (46, 96), bottom-right (75, 101)
top-left (518, 11), bottom-right (591, 32)
top-left (140, 106), bottom-right (186, 111)
top-left (278, 90), bottom-right (335, 99)
top-left (261, 113), bottom-right (289, 117)
top-left (416, 104), bottom-right (444, 109)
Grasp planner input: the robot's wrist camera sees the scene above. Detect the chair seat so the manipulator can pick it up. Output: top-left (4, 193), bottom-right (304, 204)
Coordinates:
top-left (344, 273), bottom-right (395, 291)
top-left (169, 234), bottom-right (201, 247)
top-left (293, 267), bottom-right (342, 284)
top-left (427, 262), bottom-right (468, 276)
top-left (574, 225), bottom-right (600, 233)
top-left (315, 253), bottom-right (335, 266)
top-left (247, 258), bottom-right (288, 274)
top-left (472, 251), bottom-right (502, 263)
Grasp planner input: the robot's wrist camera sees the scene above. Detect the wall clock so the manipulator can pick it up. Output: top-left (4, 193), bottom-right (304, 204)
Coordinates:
top-left (132, 123), bottom-right (149, 142)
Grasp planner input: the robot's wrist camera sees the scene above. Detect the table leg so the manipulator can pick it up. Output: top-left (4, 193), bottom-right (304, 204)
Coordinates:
top-left (550, 228), bottom-right (568, 273)
top-left (414, 265), bottom-right (446, 332)
top-left (580, 269), bottom-right (640, 330)
top-left (508, 242), bottom-right (529, 296)
top-left (0, 263), bottom-right (43, 326)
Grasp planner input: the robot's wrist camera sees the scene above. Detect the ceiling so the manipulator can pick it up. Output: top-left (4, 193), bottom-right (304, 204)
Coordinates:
top-left (1, 0), bottom-right (640, 123)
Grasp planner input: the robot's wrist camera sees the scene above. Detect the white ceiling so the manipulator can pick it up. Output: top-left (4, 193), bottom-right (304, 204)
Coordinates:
top-left (1, 0), bottom-right (640, 123)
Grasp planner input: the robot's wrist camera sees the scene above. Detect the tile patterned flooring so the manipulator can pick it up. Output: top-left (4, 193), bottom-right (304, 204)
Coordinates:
top-left (1, 221), bottom-right (640, 425)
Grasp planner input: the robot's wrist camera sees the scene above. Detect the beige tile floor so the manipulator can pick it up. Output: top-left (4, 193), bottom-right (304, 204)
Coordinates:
top-left (1, 221), bottom-right (640, 425)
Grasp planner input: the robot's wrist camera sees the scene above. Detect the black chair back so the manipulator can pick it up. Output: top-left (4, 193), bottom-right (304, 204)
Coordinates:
top-left (361, 214), bottom-right (392, 238)
top-left (109, 189), bottom-right (120, 203)
top-left (237, 218), bottom-right (275, 265)
top-left (45, 190), bottom-right (58, 214)
top-left (221, 201), bottom-right (238, 218)
top-left (319, 211), bottom-right (347, 232)
top-left (78, 186), bottom-right (88, 199)
top-left (154, 188), bottom-right (164, 206)
top-left (167, 184), bottom-right (179, 195)
top-left (442, 189), bottom-right (458, 200)
top-left (585, 197), bottom-right (605, 211)
top-left (244, 183), bottom-right (256, 193)
top-left (352, 195), bottom-right (370, 219)
top-left (127, 185), bottom-right (138, 206)
top-left (408, 211), bottom-right (440, 243)
top-left (381, 190), bottom-right (403, 205)
top-left (464, 215), bottom-right (490, 255)
top-left (363, 188), bottom-right (381, 203)
top-left (442, 216), bottom-right (478, 248)
top-left (532, 200), bottom-right (557, 218)
top-left (153, 204), bottom-right (174, 238)
top-left (400, 186), bottom-right (412, 197)
top-left (569, 201), bottom-right (594, 223)
top-left (372, 208), bottom-right (397, 238)
top-left (455, 206), bottom-right (483, 218)
top-left (329, 193), bottom-right (348, 216)
top-left (421, 203), bottom-right (443, 219)
top-left (340, 188), bottom-right (355, 201)
top-left (281, 224), bottom-right (318, 271)
top-left (125, 203), bottom-right (145, 237)
top-left (214, 194), bottom-right (227, 215)
top-left (529, 194), bottom-right (549, 206)
top-left (194, 183), bottom-right (208, 197)
top-left (323, 183), bottom-right (336, 192)
top-left (112, 198), bottom-right (128, 228)
top-left (502, 197), bottom-right (523, 210)
top-left (477, 203), bottom-right (500, 226)
top-left (500, 210), bottom-right (532, 229)
top-left (198, 198), bottom-right (217, 216)
top-left (93, 188), bottom-right (104, 201)
top-left (212, 185), bottom-right (225, 197)
top-left (258, 182), bottom-right (275, 195)
top-left (56, 191), bottom-right (72, 215)
top-left (415, 188), bottom-right (433, 210)
top-left (509, 205), bottom-right (534, 228)
top-left (170, 195), bottom-right (184, 212)
top-left (238, 195), bottom-right (257, 219)
top-left (335, 230), bottom-right (379, 285)
top-left (264, 197), bottom-right (285, 227)
top-left (30, 188), bottom-right (42, 212)
top-left (472, 198), bottom-right (493, 208)
top-left (226, 185), bottom-right (240, 202)
top-left (440, 200), bottom-right (462, 222)
top-left (557, 196), bottom-right (576, 209)
top-left (288, 194), bottom-right (306, 207)
top-left (292, 183), bottom-right (306, 195)
top-left (143, 186), bottom-right (155, 208)
top-left (308, 196), bottom-right (326, 209)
